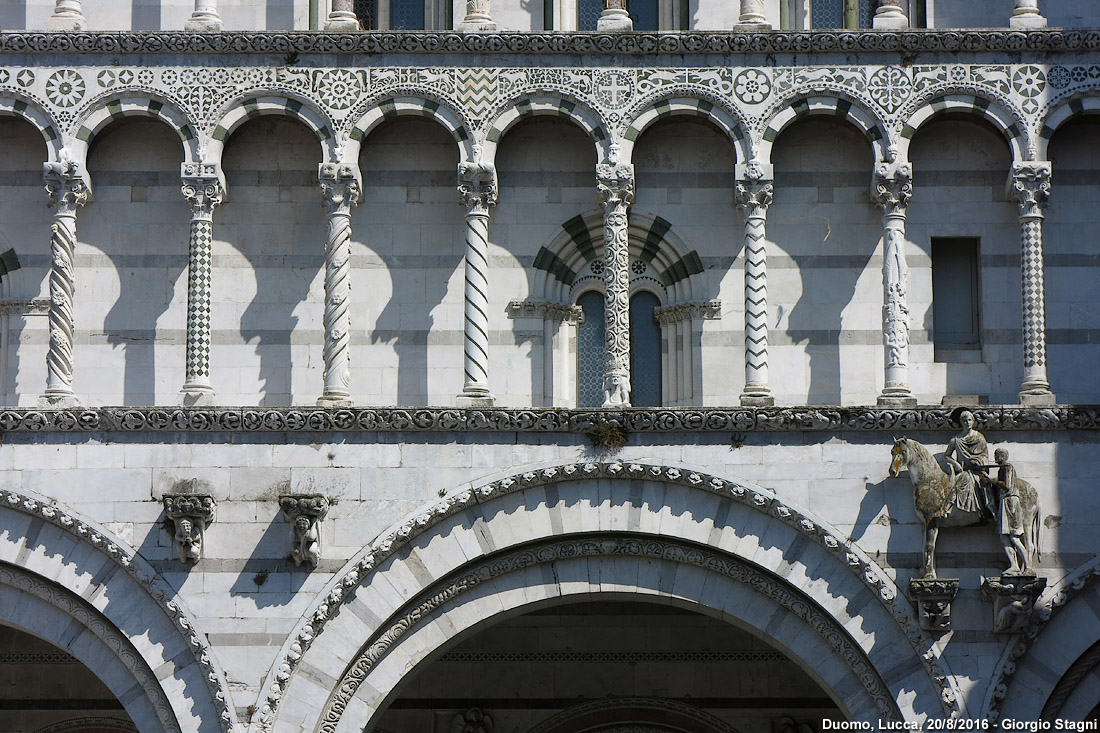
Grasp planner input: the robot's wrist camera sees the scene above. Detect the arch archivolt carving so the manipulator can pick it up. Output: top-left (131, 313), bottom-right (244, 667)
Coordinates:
top-left (0, 94), bottom-right (63, 159)
top-left (207, 92), bottom-right (339, 167)
top-left (480, 93), bottom-right (610, 167)
top-left (620, 93), bottom-right (749, 165)
top-left (254, 462), bottom-right (961, 732)
top-left (69, 93), bottom-right (201, 166)
top-left (897, 93), bottom-right (1028, 162)
top-left (1037, 94), bottom-right (1100, 160)
top-left (345, 94), bottom-right (475, 165)
top-left (758, 94), bottom-right (890, 165)
top-left (0, 486), bottom-right (236, 733)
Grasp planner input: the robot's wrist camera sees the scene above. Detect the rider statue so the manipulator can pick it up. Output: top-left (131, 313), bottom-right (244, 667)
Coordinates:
top-left (944, 409), bottom-right (996, 522)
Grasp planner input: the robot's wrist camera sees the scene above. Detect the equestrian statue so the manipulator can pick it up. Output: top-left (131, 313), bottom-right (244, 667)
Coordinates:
top-left (889, 410), bottom-right (1041, 578)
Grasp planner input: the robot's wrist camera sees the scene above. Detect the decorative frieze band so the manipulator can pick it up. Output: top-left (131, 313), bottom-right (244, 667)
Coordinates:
top-left (0, 405), bottom-right (1095, 434)
top-left (653, 300), bottom-right (722, 325)
top-left (0, 30), bottom-right (1096, 55)
top-left (507, 300), bottom-right (584, 323)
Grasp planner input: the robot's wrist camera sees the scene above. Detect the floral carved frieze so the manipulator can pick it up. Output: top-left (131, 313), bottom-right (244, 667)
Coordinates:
top-left (0, 406), bottom-right (1095, 434)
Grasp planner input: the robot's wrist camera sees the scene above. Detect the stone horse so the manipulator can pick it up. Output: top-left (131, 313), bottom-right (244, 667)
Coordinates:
top-left (889, 437), bottom-right (988, 578)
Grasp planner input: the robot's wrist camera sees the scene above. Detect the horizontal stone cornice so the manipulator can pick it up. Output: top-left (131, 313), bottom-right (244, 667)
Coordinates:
top-left (1, 29), bottom-right (1098, 57)
top-left (0, 405), bottom-right (1096, 434)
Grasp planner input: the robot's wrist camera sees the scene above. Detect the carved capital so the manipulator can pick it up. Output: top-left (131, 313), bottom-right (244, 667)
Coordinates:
top-left (507, 300), bottom-right (584, 324)
top-left (1011, 162), bottom-right (1052, 220)
top-left (654, 300), bottom-right (722, 326)
top-left (735, 180), bottom-right (773, 216)
top-left (181, 163), bottom-right (225, 215)
top-left (319, 162), bottom-right (361, 212)
top-left (907, 577), bottom-right (959, 632)
top-left (872, 161), bottom-right (913, 216)
top-left (280, 495), bottom-right (330, 568)
top-left (163, 492), bottom-right (216, 564)
top-left (982, 574), bottom-right (1047, 634)
top-left (596, 163), bottom-right (635, 209)
top-left (43, 154), bottom-right (89, 211)
top-left (458, 161), bottom-right (498, 215)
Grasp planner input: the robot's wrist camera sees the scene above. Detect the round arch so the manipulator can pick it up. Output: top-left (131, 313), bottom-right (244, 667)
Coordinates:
top-left (255, 462), bottom-right (959, 731)
top-left (620, 96), bottom-right (748, 166)
top-left (481, 95), bottom-right (611, 168)
top-left (69, 94), bottom-right (200, 168)
top-left (1038, 96), bottom-right (1100, 160)
top-left (207, 94), bottom-right (338, 168)
top-left (759, 95), bottom-right (889, 165)
top-left (0, 486), bottom-right (236, 733)
top-left (898, 94), bottom-right (1027, 163)
top-left (346, 95), bottom-right (475, 165)
top-left (0, 95), bottom-right (63, 161)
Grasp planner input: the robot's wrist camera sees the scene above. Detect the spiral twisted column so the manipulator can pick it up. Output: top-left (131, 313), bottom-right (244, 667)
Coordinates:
top-left (179, 163), bottom-right (224, 405)
top-left (872, 161), bottom-right (917, 407)
top-left (185, 0), bottom-right (222, 30)
top-left (457, 162), bottom-right (498, 407)
top-left (597, 163), bottom-right (634, 407)
top-left (41, 158), bottom-right (89, 406)
top-left (735, 166), bottom-right (774, 406)
top-left (1012, 162), bottom-right (1056, 405)
top-left (317, 163), bottom-right (360, 408)
top-left (48, 0), bottom-right (86, 30)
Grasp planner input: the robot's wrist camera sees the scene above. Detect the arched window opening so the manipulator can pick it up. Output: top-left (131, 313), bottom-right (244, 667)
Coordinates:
top-left (576, 291), bottom-right (606, 408)
top-left (630, 291), bottom-right (662, 407)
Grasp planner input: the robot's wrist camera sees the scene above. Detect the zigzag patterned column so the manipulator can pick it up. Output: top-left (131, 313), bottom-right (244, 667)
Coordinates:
top-left (457, 162), bottom-right (497, 406)
top-left (179, 163), bottom-right (224, 405)
top-left (1012, 162), bottom-right (1056, 405)
top-left (41, 156), bottom-right (89, 407)
top-left (873, 161), bottom-right (917, 407)
top-left (317, 163), bottom-right (360, 408)
top-left (597, 163), bottom-right (634, 407)
top-left (735, 167), bottom-right (774, 406)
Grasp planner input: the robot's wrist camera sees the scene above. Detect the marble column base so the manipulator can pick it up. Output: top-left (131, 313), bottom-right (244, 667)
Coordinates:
top-left (1019, 390), bottom-right (1056, 406)
top-left (316, 394), bottom-right (353, 408)
top-left (180, 385), bottom-right (217, 407)
top-left (47, 15), bottom-right (87, 31)
top-left (38, 392), bottom-right (81, 408)
top-left (872, 14), bottom-right (908, 29)
top-left (457, 392), bottom-right (496, 408)
top-left (740, 392), bottom-right (774, 407)
top-left (597, 9), bottom-right (633, 31)
top-left (184, 16), bottom-right (223, 31)
top-left (1009, 14), bottom-right (1047, 29)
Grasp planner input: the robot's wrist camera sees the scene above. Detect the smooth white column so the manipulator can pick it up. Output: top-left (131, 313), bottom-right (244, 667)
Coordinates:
top-left (41, 156), bottom-right (89, 406)
top-left (185, 0), bottom-right (222, 30)
top-left (873, 0), bottom-right (908, 29)
top-left (48, 0), bottom-right (86, 30)
top-left (325, 0), bottom-right (360, 31)
top-left (1010, 0), bottom-right (1047, 29)
top-left (1011, 162), bottom-right (1056, 405)
top-left (317, 164), bottom-right (360, 408)
top-left (873, 161), bottom-right (917, 407)
top-left (179, 164), bottom-right (224, 405)
top-left (735, 167), bottom-right (774, 407)
top-left (597, 0), bottom-right (633, 31)
top-left (457, 162), bottom-right (498, 407)
top-left (596, 163), bottom-right (634, 407)
top-left (458, 0), bottom-right (497, 31)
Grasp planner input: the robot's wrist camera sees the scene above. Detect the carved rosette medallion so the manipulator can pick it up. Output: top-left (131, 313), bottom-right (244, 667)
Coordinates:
top-left (280, 495), bottom-right (330, 568)
top-left (596, 163), bottom-right (635, 407)
top-left (163, 493), bottom-right (216, 563)
top-left (318, 163), bottom-right (361, 406)
top-left (982, 574), bottom-right (1047, 634)
top-left (907, 577), bottom-right (959, 632)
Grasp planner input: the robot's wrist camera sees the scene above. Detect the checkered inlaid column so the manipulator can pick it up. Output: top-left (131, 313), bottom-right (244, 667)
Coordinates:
top-left (318, 163), bottom-right (361, 408)
top-left (735, 165), bottom-right (774, 406)
top-left (41, 159), bottom-right (89, 407)
top-left (597, 163), bottom-right (634, 407)
top-left (180, 165), bottom-right (224, 405)
top-left (1011, 162), bottom-right (1055, 404)
top-left (457, 161), bottom-right (497, 406)
top-left (873, 161), bottom-right (917, 407)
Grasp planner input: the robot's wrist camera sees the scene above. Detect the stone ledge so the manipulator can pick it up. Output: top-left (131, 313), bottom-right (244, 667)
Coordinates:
top-left (0, 29), bottom-right (1095, 56)
top-left (0, 405), bottom-right (1096, 434)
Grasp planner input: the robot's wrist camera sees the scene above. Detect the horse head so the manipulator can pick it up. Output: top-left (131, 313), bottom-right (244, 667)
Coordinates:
top-left (889, 436), bottom-right (908, 477)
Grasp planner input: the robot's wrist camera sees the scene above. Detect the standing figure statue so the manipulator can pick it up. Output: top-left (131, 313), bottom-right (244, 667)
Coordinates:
top-left (993, 448), bottom-right (1042, 574)
top-left (943, 409), bottom-right (996, 521)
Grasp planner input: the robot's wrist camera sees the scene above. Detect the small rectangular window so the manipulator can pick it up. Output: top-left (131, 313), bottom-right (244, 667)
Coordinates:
top-left (931, 237), bottom-right (981, 356)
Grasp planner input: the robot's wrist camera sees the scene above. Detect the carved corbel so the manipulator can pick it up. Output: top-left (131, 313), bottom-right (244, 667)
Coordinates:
top-left (982, 575), bottom-right (1047, 634)
top-left (908, 577), bottom-right (959, 632)
top-left (319, 162), bottom-right (362, 212)
top-left (163, 493), bottom-right (216, 564)
top-left (280, 495), bottom-right (330, 568)
top-left (872, 161), bottom-right (913, 218)
top-left (458, 160), bottom-right (498, 216)
top-left (43, 150), bottom-right (91, 211)
top-left (1010, 161), bottom-right (1052, 221)
top-left (181, 161), bottom-right (226, 213)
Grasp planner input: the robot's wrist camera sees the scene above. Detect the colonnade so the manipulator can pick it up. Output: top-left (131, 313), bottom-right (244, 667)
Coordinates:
top-left (33, 130), bottom-right (1058, 408)
top-left (42, 0), bottom-right (1049, 32)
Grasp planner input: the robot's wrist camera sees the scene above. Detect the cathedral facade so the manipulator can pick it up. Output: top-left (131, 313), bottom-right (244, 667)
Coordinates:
top-left (0, 1), bottom-right (1099, 731)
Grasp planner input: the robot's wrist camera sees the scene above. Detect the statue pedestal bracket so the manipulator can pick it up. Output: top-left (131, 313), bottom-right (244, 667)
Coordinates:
top-left (982, 574), bottom-right (1047, 634)
top-left (908, 577), bottom-right (959, 632)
